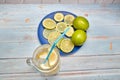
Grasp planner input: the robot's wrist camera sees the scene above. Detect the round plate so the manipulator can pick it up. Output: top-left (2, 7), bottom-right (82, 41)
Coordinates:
top-left (38, 11), bottom-right (82, 56)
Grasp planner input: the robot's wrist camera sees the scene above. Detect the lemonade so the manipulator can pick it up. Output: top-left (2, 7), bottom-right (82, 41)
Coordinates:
top-left (32, 44), bottom-right (60, 76)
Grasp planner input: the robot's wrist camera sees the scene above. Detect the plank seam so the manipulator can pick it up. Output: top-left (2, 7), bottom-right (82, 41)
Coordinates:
top-left (0, 68), bottom-right (120, 75)
top-left (0, 53), bottom-right (120, 60)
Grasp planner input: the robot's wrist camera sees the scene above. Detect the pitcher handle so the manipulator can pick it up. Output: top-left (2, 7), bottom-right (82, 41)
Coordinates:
top-left (26, 58), bottom-right (34, 66)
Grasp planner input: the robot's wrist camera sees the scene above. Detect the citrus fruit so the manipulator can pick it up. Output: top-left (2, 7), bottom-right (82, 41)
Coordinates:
top-left (56, 38), bottom-right (64, 48)
top-left (43, 29), bottom-right (56, 39)
top-left (71, 30), bottom-right (87, 46)
top-left (56, 22), bottom-right (67, 33)
top-left (42, 18), bottom-right (56, 29)
top-left (54, 13), bottom-right (64, 22)
top-left (65, 26), bottom-right (74, 37)
top-left (64, 14), bottom-right (75, 25)
top-left (48, 31), bottom-right (61, 45)
top-left (60, 38), bottom-right (74, 53)
top-left (73, 16), bottom-right (89, 31)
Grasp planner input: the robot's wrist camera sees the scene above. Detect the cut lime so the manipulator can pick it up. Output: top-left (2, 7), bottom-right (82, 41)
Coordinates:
top-left (54, 13), bottom-right (64, 22)
top-left (42, 18), bottom-right (56, 29)
top-left (60, 38), bottom-right (74, 53)
top-left (64, 14), bottom-right (75, 26)
top-left (43, 29), bottom-right (56, 39)
top-left (48, 31), bottom-right (61, 45)
top-left (56, 22), bottom-right (67, 33)
top-left (65, 26), bottom-right (74, 37)
top-left (56, 38), bottom-right (64, 48)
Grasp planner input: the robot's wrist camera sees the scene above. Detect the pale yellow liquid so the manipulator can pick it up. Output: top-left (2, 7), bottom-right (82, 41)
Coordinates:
top-left (35, 48), bottom-right (59, 75)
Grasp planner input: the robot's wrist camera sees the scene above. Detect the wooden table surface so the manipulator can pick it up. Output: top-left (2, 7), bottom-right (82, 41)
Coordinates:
top-left (0, 4), bottom-right (120, 80)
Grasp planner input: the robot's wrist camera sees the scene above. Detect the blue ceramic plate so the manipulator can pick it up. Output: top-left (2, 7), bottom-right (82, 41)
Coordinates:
top-left (38, 11), bottom-right (82, 56)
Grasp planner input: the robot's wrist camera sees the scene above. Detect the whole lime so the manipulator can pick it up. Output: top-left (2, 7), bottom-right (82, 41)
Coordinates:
top-left (73, 16), bottom-right (89, 31)
top-left (71, 30), bottom-right (87, 46)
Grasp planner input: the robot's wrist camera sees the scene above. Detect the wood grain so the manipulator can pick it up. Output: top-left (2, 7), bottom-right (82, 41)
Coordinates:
top-left (42, 0), bottom-right (59, 4)
top-left (0, 55), bottom-right (120, 73)
top-left (113, 0), bottom-right (120, 4)
top-left (5, 0), bottom-right (22, 4)
top-left (0, 0), bottom-right (4, 4)
top-left (0, 0), bottom-right (120, 4)
top-left (0, 55), bottom-right (120, 79)
top-left (0, 39), bottom-right (119, 58)
top-left (23, 0), bottom-right (42, 4)
top-left (0, 4), bottom-right (120, 79)
top-left (78, 0), bottom-right (94, 4)
top-left (60, 0), bottom-right (78, 4)
top-left (96, 0), bottom-right (113, 4)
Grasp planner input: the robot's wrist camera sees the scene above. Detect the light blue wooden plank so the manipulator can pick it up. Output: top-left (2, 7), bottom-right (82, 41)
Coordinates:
top-left (0, 5), bottom-right (119, 30)
top-left (0, 42), bottom-right (39, 58)
top-left (0, 13), bottom-right (119, 27)
top-left (0, 27), bottom-right (37, 42)
top-left (0, 60), bottom-right (120, 80)
top-left (96, 0), bottom-right (113, 4)
top-left (5, 0), bottom-right (21, 4)
top-left (0, 73), bottom-right (120, 80)
top-left (0, 55), bottom-right (120, 73)
top-left (42, 0), bottom-right (59, 4)
top-left (74, 39), bottom-right (120, 56)
top-left (0, 25), bottom-right (119, 42)
top-left (0, 6), bottom-right (119, 27)
top-left (23, 0), bottom-right (42, 4)
top-left (0, 4), bottom-right (120, 11)
top-left (0, 0), bottom-right (5, 4)
top-left (0, 39), bottom-right (119, 58)
top-left (113, 0), bottom-right (120, 4)
top-left (87, 25), bottom-right (120, 37)
top-left (0, 4), bottom-right (119, 14)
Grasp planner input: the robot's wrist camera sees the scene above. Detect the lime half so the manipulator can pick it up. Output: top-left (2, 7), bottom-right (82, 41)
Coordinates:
top-left (64, 14), bottom-right (75, 26)
top-left (48, 31), bottom-right (61, 45)
top-left (43, 29), bottom-right (56, 39)
top-left (65, 26), bottom-right (74, 37)
top-left (54, 13), bottom-right (64, 22)
top-left (56, 22), bottom-right (67, 33)
top-left (60, 38), bottom-right (74, 53)
top-left (42, 18), bottom-right (56, 29)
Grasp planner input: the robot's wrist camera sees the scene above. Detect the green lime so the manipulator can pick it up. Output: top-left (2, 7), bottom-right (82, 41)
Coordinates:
top-left (71, 30), bottom-right (87, 46)
top-left (73, 16), bottom-right (89, 31)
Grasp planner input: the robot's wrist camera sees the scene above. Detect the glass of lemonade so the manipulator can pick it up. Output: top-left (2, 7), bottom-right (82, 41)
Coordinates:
top-left (26, 44), bottom-right (60, 76)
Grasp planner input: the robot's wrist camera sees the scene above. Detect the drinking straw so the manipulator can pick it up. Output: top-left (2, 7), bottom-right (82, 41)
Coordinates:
top-left (43, 27), bottom-right (70, 64)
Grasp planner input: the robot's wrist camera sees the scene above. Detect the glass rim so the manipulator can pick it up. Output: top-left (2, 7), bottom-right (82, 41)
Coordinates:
top-left (32, 44), bottom-right (60, 71)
